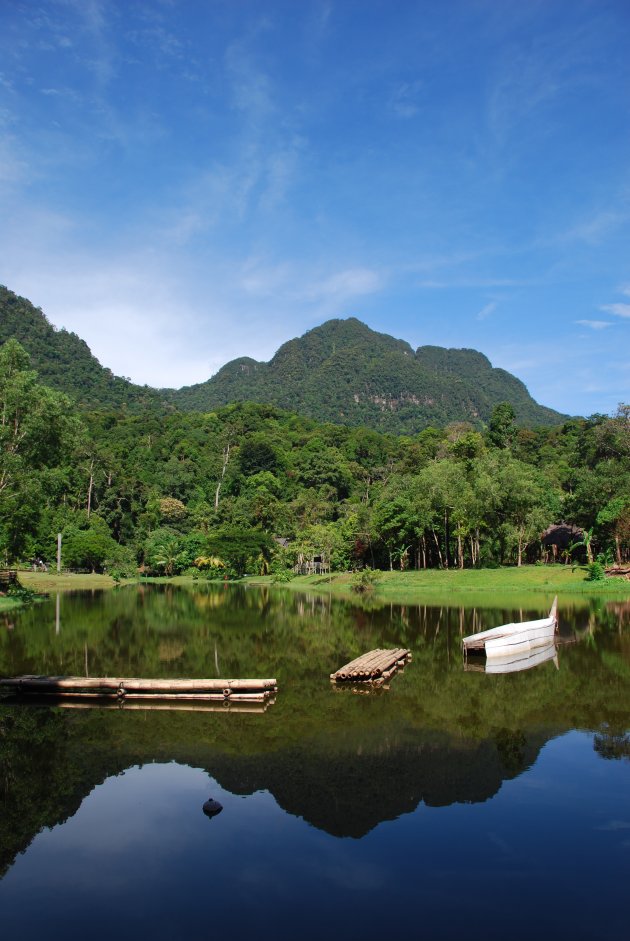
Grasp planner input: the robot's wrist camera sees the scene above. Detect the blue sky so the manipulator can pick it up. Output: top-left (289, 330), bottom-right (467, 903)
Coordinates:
top-left (1, 0), bottom-right (629, 416)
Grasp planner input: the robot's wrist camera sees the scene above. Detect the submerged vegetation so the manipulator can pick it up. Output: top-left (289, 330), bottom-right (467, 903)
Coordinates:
top-left (0, 336), bottom-right (628, 583)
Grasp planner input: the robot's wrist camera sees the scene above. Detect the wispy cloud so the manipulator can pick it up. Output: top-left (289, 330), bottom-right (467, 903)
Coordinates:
top-left (595, 820), bottom-right (630, 832)
top-left (390, 80), bottom-right (423, 119)
top-left (486, 15), bottom-right (602, 149)
top-left (302, 267), bottom-right (384, 304)
top-left (576, 319), bottom-right (614, 330)
top-left (560, 209), bottom-right (628, 246)
top-left (65, 0), bottom-right (115, 87)
top-left (476, 301), bottom-right (498, 320)
top-left (601, 303), bottom-right (630, 318)
top-left (238, 259), bottom-right (384, 307)
top-left (225, 40), bottom-right (274, 124)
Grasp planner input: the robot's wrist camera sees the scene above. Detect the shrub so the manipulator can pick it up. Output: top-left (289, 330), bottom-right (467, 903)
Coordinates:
top-left (271, 569), bottom-right (294, 583)
top-left (585, 560), bottom-right (606, 581)
top-left (351, 568), bottom-right (380, 595)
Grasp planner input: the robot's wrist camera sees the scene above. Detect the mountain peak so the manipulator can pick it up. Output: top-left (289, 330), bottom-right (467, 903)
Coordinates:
top-left (0, 287), bottom-right (566, 431)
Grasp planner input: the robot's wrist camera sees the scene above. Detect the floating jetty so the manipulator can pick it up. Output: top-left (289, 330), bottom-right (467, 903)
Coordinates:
top-left (0, 675), bottom-right (277, 706)
top-left (330, 648), bottom-right (411, 686)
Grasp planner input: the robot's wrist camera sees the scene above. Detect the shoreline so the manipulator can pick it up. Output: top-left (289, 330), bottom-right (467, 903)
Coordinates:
top-left (9, 565), bottom-right (629, 607)
top-left (244, 566), bottom-right (630, 601)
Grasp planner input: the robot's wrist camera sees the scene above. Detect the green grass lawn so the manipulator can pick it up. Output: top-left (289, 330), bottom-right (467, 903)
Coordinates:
top-left (9, 565), bottom-right (630, 608)
top-left (245, 564), bottom-right (630, 600)
top-left (18, 571), bottom-right (118, 592)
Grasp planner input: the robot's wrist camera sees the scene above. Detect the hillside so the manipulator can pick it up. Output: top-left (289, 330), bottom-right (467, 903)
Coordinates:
top-left (168, 318), bottom-right (565, 430)
top-left (0, 286), bottom-right (166, 412)
top-left (1, 286), bottom-right (565, 430)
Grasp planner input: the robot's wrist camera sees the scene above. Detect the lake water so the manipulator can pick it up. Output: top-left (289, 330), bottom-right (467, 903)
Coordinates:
top-left (1, 585), bottom-right (629, 940)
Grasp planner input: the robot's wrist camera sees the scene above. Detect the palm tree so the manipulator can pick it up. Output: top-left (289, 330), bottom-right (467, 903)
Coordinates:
top-left (570, 527), bottom-right (594, 564)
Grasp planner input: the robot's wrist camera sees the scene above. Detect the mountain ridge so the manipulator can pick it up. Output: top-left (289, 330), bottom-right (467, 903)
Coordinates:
top-left (0, 285), bottom-right (566, 431)
top-left (166, 315), bottom-right (565, 430)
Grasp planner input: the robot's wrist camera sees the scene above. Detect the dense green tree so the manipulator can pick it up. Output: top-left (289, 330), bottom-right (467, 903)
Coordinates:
top-left (487, 401), bottom-right (517, 449)
top-left (0, 341), bottom-right (81, 561)
top-left (62, 516), bottom-right (127, 573)
top-left (0, 332), bottom-right (627, 572)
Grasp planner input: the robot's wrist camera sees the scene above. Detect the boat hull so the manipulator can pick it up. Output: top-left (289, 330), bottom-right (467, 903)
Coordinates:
top-left (462, 598), bottom-right (558, 659)
top-left (484, 619), bottom-right (556, 658)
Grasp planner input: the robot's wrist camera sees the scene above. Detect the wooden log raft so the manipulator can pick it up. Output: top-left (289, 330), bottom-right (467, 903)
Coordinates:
top-left (0, 675), bottom-right (277, 702)
top-left (330, 648), bottom-right (411, 684)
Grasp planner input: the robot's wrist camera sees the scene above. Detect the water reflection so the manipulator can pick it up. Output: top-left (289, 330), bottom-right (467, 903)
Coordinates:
top-left (0, 584), bottom-right (629, 938)
top-left (464, 641), bottom-right (559, 673)
top-left (1, 743), bottom-right (629, 941)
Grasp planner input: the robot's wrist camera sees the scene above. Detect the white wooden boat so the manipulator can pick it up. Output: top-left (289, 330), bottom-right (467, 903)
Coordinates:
top-left (462, 597), bottom-right (558, 659)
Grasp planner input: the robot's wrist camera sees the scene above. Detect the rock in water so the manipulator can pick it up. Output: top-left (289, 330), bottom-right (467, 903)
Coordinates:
top-left (202, 798), bottom-right (223, 818)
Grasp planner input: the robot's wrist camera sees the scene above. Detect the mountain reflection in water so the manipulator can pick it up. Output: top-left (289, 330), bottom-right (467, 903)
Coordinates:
top-left (0, 585), bottom-right (629, 940)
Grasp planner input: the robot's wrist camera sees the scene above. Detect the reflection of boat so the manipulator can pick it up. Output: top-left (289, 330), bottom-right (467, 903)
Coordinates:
top-left (464, 641), bottom-right (558, 674)
top-left (462, 597), bottom-right (558, 659)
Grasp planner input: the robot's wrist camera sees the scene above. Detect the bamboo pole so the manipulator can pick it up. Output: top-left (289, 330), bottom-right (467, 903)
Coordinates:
top-left (1, 688), bottom-right (271, 702)
top-left (350, 650), bottom-right (387, 673)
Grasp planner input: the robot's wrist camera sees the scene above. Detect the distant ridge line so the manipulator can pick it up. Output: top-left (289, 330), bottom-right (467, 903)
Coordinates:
top-left (0, 286), bottom-right (567, 432)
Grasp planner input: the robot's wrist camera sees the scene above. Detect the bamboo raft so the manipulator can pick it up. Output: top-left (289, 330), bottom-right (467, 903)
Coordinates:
top-left (0, 675), bottom-right (278, 705)
top-left (330, 648), bottom-right (411, 686)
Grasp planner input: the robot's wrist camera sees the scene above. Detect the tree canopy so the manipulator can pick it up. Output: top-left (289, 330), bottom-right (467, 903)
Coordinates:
top-left (0, 339), bottom-right (628, 573)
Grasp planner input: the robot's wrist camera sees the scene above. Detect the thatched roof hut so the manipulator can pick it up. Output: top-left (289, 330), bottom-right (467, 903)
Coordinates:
top-left (541, 523), bottom-right (583, 550)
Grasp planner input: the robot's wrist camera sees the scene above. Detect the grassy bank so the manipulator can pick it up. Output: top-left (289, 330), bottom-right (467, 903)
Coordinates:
top-left (10, 565), bottom-right (630, 606)
top-left (18, 571), bottom-right (118, 592)
top-left (245, 564), bottom-right (630, 600)
top-left (15, 572), bottom-right (228, 595)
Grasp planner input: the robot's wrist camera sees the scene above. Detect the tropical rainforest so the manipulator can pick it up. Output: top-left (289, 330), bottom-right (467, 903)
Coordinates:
top-left (0, 285), bottom-right (628, 576)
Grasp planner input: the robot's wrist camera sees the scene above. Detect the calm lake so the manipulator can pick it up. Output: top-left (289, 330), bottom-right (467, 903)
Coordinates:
top-left (1, 584), bottom-right (629, 940)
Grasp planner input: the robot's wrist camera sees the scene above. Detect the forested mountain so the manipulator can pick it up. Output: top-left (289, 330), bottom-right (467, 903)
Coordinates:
top-left (0, 334), bottom-right (628, 572)
top-left (1, 286), bottom-right (564, 431)
top-left (0, 286), bottom-right (166, 411)
top-left (167, 318), bottom-right (564, 430)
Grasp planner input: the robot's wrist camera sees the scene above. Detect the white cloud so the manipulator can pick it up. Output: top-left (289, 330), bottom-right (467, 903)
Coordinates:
top-left (300, 267), bottom-right (384, 305)
top-left (237, 258), bottom-right (385, 316)
top-left (0, 193), bottom-right (387, 387)
top-left (601, 302), bottom-right (630, 318)
top-left (576, 319), bottom-right (614, 330)
top-left (476, 301), bottom-right (497, 320)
